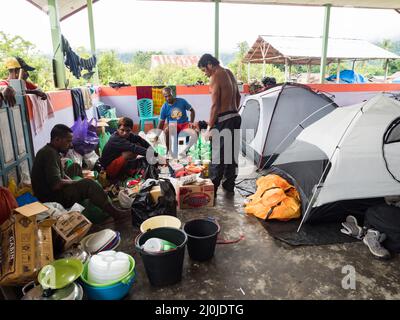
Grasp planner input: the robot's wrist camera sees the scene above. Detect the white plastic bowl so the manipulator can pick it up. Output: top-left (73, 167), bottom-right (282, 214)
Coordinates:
top-left (88, 251), bottom-right (130, 285)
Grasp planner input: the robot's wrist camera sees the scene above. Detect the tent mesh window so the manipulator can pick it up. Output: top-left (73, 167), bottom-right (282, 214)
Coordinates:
top-left (384, 117), bottom-right (400, 144)
top-left (241, 99), bottom-right (260, 143)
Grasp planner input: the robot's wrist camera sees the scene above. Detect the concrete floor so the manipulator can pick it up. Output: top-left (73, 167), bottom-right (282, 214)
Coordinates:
top-left (94, 189), bottom-right (400, 300)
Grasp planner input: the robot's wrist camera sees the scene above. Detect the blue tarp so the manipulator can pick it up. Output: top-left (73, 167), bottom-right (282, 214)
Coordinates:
top-left (326, 69), bottom-right (367, 84)
top-left (392, 77), bottom-right (400, 83)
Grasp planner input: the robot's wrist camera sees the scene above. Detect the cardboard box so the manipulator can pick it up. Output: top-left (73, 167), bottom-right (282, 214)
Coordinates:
top-left (0, 202), bottom-right (54, 286)
top-left (178, 179), bottom-right (215, 209)
top-left (52, 211), bottom-right (92, 250)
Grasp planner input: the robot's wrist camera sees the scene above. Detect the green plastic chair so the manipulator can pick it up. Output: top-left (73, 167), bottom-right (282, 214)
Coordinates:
top-left (137, 98), bottom-right (159, 131)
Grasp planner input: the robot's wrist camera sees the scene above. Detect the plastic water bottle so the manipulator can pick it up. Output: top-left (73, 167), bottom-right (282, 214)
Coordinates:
top-left (142, 238), bottom-right (177, 253)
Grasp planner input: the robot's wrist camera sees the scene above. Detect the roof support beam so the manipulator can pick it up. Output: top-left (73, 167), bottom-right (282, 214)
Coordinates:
top-left (319, 4), bottom-right (331, 84)
top-left (336, 59), bottom-right (341, 83)
top-left (48, 0), bottom-right (67, 89)
top-left (384, 59), bottom-right (389, 83)
top-left (87, 0), bottom-right (99, 84)
top-left (214, 0), bottom-right (220, 60)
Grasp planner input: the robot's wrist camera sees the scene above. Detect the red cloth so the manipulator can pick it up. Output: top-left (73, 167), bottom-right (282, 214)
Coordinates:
top-left (177, 122), bottom-right (190, 133)
top-left (0, 187), bottom-right (18, 225)
top-left (106, 156), bottom-right (127, 179)
top-left (136, 86), bottom-right (153, 100)
top-left (0, 79), bottom-right (37, 90)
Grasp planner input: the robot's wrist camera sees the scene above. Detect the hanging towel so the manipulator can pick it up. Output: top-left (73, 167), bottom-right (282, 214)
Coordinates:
top-left (71, 88), bottom-right (87, 121)
top-left (80, 87), bottom-right (93, 110)
top-left (136, 86), bottom-right (153, 100)
top-left (26, 94), bottom-right (55, 135)
top-left (152, 86), bottom-right (165, 116)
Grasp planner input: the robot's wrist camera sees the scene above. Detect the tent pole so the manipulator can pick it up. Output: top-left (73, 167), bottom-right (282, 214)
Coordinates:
top-left (319, 4), bottom-right (331, 84)
top-left (263, 59), bottom-right (266, 78)
top-left (384, 59), bottom-right (389, 83)
top-left (289, 62), bottom-right (292, 82)
top-left (285, 58), bottom-right (289, 82)
top-left (352, 60), bottom-right (356, 71)
top-left (48, 0), bottom-right (66, 89)
top-left (87, 0), bottom-right (99, 84)
top-left (214, 0), bottom-right (220, 60)
top-left (247, 62), bottom-right (250, 84)
top-left (336, 59), bottom-right (341, 83)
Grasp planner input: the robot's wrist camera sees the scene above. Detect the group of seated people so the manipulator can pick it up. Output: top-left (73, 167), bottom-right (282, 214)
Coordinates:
top-left (30, 86), bottom-right (201, 223)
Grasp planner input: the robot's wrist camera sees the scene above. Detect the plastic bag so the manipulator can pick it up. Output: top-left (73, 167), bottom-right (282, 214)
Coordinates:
top-left (71, 118), bottom-right (99, 156)
top-left (131, 179), bottom-right (177, 227)
top-left (98, 131), bottom-right (111, 156)
top-left (66, 149), bottom-right (83, 167)
top-left (83, 151), bottom-right (99, 170)
top-left (118, 189), bottom-right (135, 209)
top-left (133, 157), bottom-right (160, 180)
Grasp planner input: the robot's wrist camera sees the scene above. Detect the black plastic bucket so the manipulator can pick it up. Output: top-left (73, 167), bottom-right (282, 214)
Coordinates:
top-left (183, 219), bottom-right (220, 262)
top-left (135, 227), bottom-right (187, 286)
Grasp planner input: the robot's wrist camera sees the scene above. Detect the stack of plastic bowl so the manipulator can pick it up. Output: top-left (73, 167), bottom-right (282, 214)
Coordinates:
top-left (80, 251), bottom-right (136, 300)
top-left (88, 251), bottom-right (130, 284)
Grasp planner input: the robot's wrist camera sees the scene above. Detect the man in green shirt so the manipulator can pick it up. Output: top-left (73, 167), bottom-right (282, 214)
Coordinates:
top-left (31, 124), bottom-right (130, 220)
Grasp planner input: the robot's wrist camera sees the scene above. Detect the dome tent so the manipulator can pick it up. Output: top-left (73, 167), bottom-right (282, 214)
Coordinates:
top-left (270, 94), bottom-right (400, 229)
top-left (239, 83), bottom-right (338, 169)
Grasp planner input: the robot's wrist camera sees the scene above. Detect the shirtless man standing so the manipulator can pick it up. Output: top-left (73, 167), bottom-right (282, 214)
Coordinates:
top-left (198, 53), bottom-right (242, 196)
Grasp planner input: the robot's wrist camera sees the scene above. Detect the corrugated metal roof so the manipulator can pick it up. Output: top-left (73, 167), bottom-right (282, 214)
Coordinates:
top-left (26, 0), bottom-right (99, 21)
top-left (151, 55), bottom-right (200, 69)
top-left (244, 35), bottom-right (400, 65)
top-left (150, 0), bottom-right (400, 10)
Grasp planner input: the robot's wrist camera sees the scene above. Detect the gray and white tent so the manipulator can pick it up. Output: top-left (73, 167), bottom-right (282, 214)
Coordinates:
top-left (239, 83), bottom-right (338, 169)
top-left (271, 94), bottom-right (400, 228)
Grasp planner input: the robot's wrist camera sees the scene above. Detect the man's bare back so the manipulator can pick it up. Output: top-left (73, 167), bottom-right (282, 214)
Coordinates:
top-left (211, 67), bottom-right (240, 115)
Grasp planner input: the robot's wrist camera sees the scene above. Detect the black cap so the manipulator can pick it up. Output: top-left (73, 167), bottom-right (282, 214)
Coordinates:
top-left (15, 56), bottom-right (35, 71)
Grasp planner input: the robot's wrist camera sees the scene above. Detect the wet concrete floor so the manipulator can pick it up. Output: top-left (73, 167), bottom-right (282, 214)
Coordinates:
top-left (94, 190), bottom-right (400, 300)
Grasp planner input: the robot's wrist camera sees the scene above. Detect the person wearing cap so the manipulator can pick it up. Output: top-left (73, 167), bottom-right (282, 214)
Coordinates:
top-left (0, 57), bottom-right (47, 106)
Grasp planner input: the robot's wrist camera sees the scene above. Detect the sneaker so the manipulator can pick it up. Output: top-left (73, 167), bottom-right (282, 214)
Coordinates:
top-left (340, 215), bottom-right (365, 240)
top-left (362, 229), bottom-right (391, 260)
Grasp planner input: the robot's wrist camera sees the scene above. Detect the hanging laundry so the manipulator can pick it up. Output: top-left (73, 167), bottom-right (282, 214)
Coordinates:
top-left (71, 88), bottom-right (87, 121)
top-left (80, 87), bottom-right (93, 110)
top-left (136, 86), bottom-right (153, 100)
top-left (62, 35), bottom-right (97, 79)
top-left (26, 94), bottom-right (55, 135)
top-left (152, 86), bottom-right (165, 115)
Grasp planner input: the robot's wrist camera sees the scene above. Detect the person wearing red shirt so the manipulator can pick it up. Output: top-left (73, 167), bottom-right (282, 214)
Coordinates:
top-left (0, 57), bottom-right (46, 106)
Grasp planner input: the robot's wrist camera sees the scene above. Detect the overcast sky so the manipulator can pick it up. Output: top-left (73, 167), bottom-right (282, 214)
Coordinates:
top-left (1, 0), bottom-right (400, 55)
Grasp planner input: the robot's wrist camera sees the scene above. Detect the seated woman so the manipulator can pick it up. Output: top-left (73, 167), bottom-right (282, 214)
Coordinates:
top-left (99, 117), bottom-right (159, 180)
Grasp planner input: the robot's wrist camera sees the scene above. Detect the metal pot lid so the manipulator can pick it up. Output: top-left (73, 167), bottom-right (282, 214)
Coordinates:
top-left (59, 243), bottom-right (90, 264)
top-left (22, 282), bottom-right (83, 300)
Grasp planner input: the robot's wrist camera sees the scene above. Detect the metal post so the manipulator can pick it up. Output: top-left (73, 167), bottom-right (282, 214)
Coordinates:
top-left (214, 0), bottom-right (220, 60)
top-left (87, 0), bottom-right (99, 84)
top-left (247, 62), bottom-right (250, 84)
top-left (336, 59), bottom-right (341, 83)
top-left (384, 59), bottom-right (389, 83)
top-left (262, 60), bottom-right (266, 78)
top-left (285, 58), bottom-right (289, 82)
top-left (352, 60), bottom-right (356, 71)
top-left (48, 0), bottom-right (66, 89)
top-left (289, 63), bottom-right (292, 82)
top-left (319, 4), bottom-right (331, 84)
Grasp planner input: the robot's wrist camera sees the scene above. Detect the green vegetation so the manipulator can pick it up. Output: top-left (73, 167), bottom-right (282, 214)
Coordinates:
top-left (1, 31), bottom-right (399, 90)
